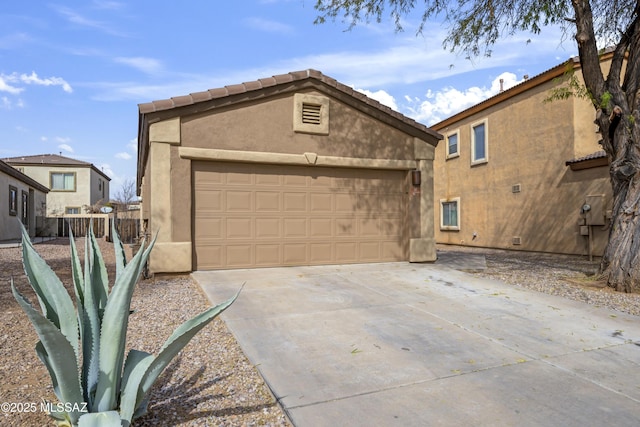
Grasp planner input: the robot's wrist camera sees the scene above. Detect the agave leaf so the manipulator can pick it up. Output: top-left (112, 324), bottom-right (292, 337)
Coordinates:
top-left (111, 220), bottom-right (128, 278)
top-left (69, 226), bottom-right (84, 307)
top-left (93, 238), bottom-right (150, 412)
top-left (77, 411), bottom-right (122, 427)
top-left (69, 227), bottom-right (85, 361)
top-left (88, 225), bottom-right (109, 316)
top-left (80, 231), bottom-right (102, 410)
top-left (20, 223), bottom-right (79, 359)
top-left (131, 287), bottom-right (241, 419)
top-left (12, 282), bottom-right (84, 425)
top-left (118, 349), bottom-right (154, 424)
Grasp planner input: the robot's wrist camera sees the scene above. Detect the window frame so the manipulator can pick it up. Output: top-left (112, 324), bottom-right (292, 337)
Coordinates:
top-left (440, 197), bottom-right (461, 231)
top-left (445, 129), bottom-right (460, 159)
top-left (470, 119), bottom-right (489, 165)
top-left (21, 190), bottom-right (28, 225)
top-left (50, 171), bottom-right (77, 192)
top-left (8, 185), bottom-right (18, 216)
top-left (65, 206), bottom-right (81, 215)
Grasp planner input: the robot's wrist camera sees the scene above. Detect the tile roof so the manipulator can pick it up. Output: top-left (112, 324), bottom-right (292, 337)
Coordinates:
top-left (3, 153), bottom-right (111, 180)
top-left (565, 150), bottom-right (608, 165)
top-left (3, 153), bottom-right (91, 166)
top-left (138, 69), bottom-right (441, 140)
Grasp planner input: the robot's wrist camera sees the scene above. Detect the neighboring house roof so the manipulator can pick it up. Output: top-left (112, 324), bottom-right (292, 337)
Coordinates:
top-left (137, 69), bottom-right (443, 187)
top-left (432, 48), bottom-right (625, 132)
top-left (0, 159), bottom-right (49, 193)
top-left (565, 150), bottom-right (609, 170)
top-left (3, 154), bottom-right (111, 181)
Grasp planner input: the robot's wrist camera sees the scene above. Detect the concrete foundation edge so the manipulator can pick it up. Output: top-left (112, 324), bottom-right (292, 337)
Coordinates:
top-left (150, 241), bottom-right (192, 273)
top-left (409, 238), bottom-right (437, 262)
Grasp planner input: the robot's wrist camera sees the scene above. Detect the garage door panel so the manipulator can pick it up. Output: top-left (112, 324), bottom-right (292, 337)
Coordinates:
top-left (226, 218), bottom-right (252, 239)
top-left (336, 242), bottom-right (357, 261)
top-left (256, 191), bottom-right (280, 211)
top-left (283, 244), bottom-right (306, 263)
top-left (226, 245), bottom-right (253, 266)
top-left (310, 193), bottom-right (332, 211)
top-left (359, 242), bottom-right (381, 260)
top-left (283, 192), bottom-right (307, 211)
top-left (227, 191), bottom-right (252, 211)
top-left (256, 244), bottom-right (281, 265)
top-left (284, 218), bottom-right (307, 237)
top-left (336, 218), bottom-right (356, 236)
top-left (256, 218), bottom-right (280, 238)
top-left (310, 218), bottom-right (332, 237)
top-left (310, 243), bottom-right (332, 262)
top-left (193, 161), bottom-right (407, 270)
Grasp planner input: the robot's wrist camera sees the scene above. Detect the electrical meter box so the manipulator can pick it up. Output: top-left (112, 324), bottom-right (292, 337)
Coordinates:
top-left (585, 194), bottom-right (605, 226)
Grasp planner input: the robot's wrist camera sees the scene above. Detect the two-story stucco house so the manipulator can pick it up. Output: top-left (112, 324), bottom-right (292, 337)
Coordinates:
top-left (3, 154), bottom-right (111, 217)
top-left (431, 53), bottom-right (615, 258)
top-left (0, 159), bottom-right (49, 241)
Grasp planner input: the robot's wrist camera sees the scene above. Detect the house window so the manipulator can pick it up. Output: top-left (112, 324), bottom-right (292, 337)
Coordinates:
top-left (440, 198), bottom-right (460, 231)
top-left (446, 130), bottom-right (460, 159)
top-left (293, 93), bottom-right (329, 135)
top-left (65, 207), bottom-right (81, 215)
top-left (471, 120), bottom-right (488, 165)
top-left (21, 191), bottom-right (28, 225)
top-left (51, 172), bottom-right (76, 191)
top-left (9, 186), bottom-right (18, 216)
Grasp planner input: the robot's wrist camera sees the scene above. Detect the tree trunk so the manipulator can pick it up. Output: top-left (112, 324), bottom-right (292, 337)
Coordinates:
top-left (599, 108), bottom-right (640, 293)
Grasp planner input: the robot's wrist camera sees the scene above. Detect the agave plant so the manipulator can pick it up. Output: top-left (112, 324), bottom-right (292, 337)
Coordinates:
top-left (11, 223), bottom-right (240, 426)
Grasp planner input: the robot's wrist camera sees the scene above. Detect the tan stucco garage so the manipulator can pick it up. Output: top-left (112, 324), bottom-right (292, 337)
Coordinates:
top-left (137, 70), bottom-right (441, 273)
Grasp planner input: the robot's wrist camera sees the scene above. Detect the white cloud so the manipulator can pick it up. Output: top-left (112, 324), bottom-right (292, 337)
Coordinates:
top-left (355, 88), bottom-right (398, 111)
top-left (402, 72), bottom-right (524, 125)
top-left (1, 96), bottom-right (24, 109)
top-left (56, 136), bottom-right (72, 143)
top-left (99, 163), bottom-right (114, 179)
top-left (127, 138), bottom-right (137, 152)
top-left (115, 152), bottom-right (131, 160)
top-left (58, 143), bottom-right (74, 153)
top-left (114, 57), bottom-right (163, 74)
top-left (1, 72), bottom-right (72, 94)
top-left (54, 6), bottom-right (128, 37)
top-left (244, 17), bottom-right (294, 34)
top-left (0, 75), bottom-right (24, 94)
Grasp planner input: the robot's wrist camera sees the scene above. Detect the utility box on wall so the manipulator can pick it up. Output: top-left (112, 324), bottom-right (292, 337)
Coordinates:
top-left (585, 194), bottom-right (605, 226)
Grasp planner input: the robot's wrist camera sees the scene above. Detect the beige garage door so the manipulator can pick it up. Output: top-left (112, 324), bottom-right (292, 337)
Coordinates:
top-left (193, 161), bottom-right (408, 270)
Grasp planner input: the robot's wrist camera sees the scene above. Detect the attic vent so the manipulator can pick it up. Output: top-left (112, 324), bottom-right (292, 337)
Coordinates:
top-left (302, 103), bottom-right (322, 125)
top-left (512, 236), bottom-right (522, 245)
top-left (512, 184), bottom-right (521, 193)
top-left (293, 93), bottom-right (329, 135)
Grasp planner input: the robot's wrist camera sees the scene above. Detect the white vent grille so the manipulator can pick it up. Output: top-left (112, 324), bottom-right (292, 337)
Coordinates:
top-left (302, 103), bottom-right (322, 125)
top-left (512, 184), bottom-right (521, 193)
top-left (512, 236), bottom-right (522, 245)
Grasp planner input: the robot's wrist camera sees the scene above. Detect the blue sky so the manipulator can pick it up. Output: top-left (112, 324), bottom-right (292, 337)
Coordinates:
top-left (0, 1), bottom-right (578, 197)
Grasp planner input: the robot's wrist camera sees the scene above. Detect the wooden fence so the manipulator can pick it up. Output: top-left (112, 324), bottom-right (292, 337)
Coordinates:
top-left (57, 214), bottom-right (141, 244)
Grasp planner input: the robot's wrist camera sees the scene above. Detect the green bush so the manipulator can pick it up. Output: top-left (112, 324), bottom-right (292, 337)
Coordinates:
top-left (11, 223), bottom-right (239, 426)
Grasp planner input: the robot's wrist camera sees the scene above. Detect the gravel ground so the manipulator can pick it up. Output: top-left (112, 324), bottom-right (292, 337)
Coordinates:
top-left (437, 244), bottom-right (640, 316)
top-left (2, 239), bottom-right (639, 426)
top-left (0, 237), bottom-right (290, 427)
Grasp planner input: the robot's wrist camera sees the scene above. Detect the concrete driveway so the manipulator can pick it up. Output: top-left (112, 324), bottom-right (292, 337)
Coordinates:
top-left (193, 255), bottom-right (640, 426)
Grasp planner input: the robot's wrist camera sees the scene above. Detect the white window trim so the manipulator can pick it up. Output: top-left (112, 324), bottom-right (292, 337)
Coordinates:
top-left (439, 197), bottom-right (460, 231)
top-left (445, 129), bottom-right (460, 159)
top-left (470, 119), bottom-right (488, 165)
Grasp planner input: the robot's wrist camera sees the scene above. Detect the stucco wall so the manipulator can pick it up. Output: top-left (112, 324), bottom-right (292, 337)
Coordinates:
top-left (0, 172), bottom-right (47, 240)
top-left (434, 77), bottom-right (612, 256)
top-left (180, 90), bottom-right (416, 161)
top-left (20, 165), bottom-right (96, 215)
